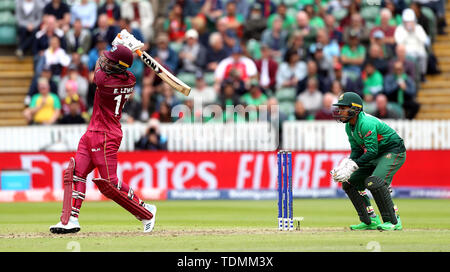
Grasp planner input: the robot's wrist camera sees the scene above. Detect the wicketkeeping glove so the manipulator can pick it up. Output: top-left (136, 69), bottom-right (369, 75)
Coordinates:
top-left (330, 158), bottom-right (359, 183)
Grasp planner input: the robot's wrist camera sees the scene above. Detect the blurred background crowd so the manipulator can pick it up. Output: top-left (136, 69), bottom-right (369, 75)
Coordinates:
top-left (14, 0), bottom-right (446, 147)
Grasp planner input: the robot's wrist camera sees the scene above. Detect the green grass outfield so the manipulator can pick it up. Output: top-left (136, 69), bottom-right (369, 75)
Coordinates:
top-left (0, 199), bottom-right (449, 252)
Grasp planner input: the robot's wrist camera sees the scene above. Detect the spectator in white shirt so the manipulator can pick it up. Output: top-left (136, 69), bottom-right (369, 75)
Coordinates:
top-left (297, 77), bottom-right (323, 115)
top-left (394, 8), bottom-right (430, 79)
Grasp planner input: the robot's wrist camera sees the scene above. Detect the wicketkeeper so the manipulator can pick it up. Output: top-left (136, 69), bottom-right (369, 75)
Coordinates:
top-left (50, 33), bottom-right (157, 234)
top-left (331, 92), bottom-right (405, 231)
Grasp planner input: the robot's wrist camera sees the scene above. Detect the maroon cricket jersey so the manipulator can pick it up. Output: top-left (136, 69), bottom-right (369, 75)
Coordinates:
top-left (87, 68), bottom-right (136, 137)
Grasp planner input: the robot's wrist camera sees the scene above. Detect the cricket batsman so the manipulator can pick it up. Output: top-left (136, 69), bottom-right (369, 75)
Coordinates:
top-left (331, 92), bottom-right (405, 231)
top-left (50, 34), bottom-right (157, 234)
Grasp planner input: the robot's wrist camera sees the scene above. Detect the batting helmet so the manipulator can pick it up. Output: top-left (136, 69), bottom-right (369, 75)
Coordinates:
top-left (100, 45), bottom-right (133, 74)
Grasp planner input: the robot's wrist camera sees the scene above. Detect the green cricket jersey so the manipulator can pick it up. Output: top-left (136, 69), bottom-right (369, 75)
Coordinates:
top-left (346, 111), bottom-right (406, 167)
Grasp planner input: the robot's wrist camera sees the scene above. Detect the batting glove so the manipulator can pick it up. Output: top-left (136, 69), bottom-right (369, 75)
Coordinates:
top-left (112, 30), bottom-right (144, 52)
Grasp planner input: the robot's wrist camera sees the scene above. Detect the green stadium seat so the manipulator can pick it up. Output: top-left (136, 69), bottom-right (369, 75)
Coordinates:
top-left (176, 72), bottom-right (197, 88)
top-left (0, 0), bottom-right (15, 12)
top-left (246, 39), bottom-right (261, 60)
top-left (389, 102), bottom-right (405, 119)
top-left (204, 72), bottom-right (215, 86)
top-left (279, 101), bottom-right (295, 116)
top-left (275, 87), bottom-right (297, 103)
top-left (0, 11), bottom-right (16, 26)
top-left (361, 6), bottom-right (380, 23)
top-left (421, 7), bottom-right (437, 43)
top-left (0, 26), bottom-right (17, 45)
top-left (332, 9), bottom-right (348, 23)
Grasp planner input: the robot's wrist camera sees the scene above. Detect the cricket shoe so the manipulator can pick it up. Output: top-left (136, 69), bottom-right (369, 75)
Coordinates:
top-left (377, 216), bottom-right (403, 231)
top-left (49, 216), bottom-right (81, 234)
top-left (142, 203), bottom-right (157, 233)
top-left (350, 215), bottom-right (381, 230)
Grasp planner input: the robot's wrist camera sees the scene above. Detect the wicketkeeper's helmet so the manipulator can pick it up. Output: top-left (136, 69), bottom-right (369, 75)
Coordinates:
top-left (332, 92), bottom-right (363, 123)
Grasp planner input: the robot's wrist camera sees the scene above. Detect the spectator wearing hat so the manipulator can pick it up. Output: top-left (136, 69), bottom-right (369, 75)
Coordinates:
top-left (276, 49), bottom-right (307, 90)
top-left (179, 29), bottom-right (207, 73)
top-left (15, 0), bottom-right (44, 59)
top-left (332, 61), bottom-right (364, 97)
top-left (394, 8), bottom-right (430, 81)
top-left (362, 61), bottom-right (384, 102)
top-left (59, 95), bottom-right (87, 125)
top-left (384, 60), bottom-right (420, 119)
top-left (148, 33), bottom-right (179, 73)
top-left (261, 16), bottom-right (289, 62)
top-left (243, 2), bottom-right (267, 41)
top-left (340, 30), bottom-right (366, 82)
top-left (205, 32), bottom-right (230, 72)
top-left (214, 45), bottom-right (258, 92)
top-left (23, 77), bottom-right (61, 125)
top-left (315, 28), bottom-right (340, 62)
top-left (70, 0), bottom-right (97, 29)
top-left (43, 0), bottom-right (71, 32)
top-left (60, 93), bottom-right (88, 124)
top-left (297, 77), bottom-right (323, 116)
top-left (370, 8), bottom-right (397, 49)
top-left (255, 44), bottom-right (278, 93)
top-left (370, 29), bottom-right (394, 60)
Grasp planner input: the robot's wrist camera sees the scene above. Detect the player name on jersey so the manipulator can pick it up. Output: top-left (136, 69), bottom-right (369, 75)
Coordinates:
top-left (113, 87), bottom-right (134, 94)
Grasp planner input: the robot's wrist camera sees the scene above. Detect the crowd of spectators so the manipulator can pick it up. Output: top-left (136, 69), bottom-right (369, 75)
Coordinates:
top-left (16, 0), bottom-right (447, 148)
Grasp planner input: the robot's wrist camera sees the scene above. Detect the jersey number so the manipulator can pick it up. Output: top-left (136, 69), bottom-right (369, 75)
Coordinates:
top-left (114, 94), bottom-right (131, 116)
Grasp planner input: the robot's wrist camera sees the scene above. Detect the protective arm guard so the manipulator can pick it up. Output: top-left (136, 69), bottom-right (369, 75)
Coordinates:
top-left (93, 178), bottom-right (153, 221)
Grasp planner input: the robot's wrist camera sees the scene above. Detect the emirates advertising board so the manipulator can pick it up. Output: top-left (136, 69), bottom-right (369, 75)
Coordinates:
top-left (0, 151), bottom-right (449, 202)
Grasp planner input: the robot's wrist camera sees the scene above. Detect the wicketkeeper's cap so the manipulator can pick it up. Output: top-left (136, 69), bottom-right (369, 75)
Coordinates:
top-left (104, 44), bottom-right (133, 68)
top-left (332, 92), bottom-right (363, 110)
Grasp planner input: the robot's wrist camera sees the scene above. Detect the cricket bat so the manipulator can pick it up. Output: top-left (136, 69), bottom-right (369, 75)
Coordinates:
top-left (115, 31), bottom-right (191, 96)
top-left (135, 49), bottom-right (191, 96)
